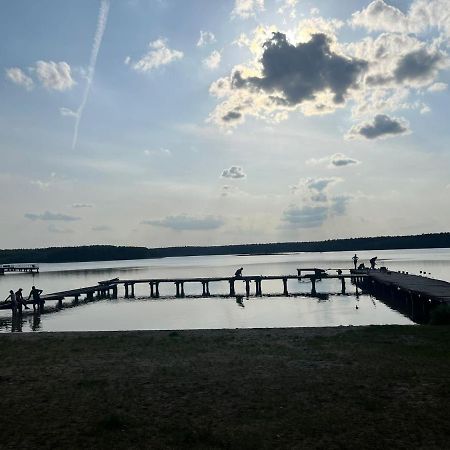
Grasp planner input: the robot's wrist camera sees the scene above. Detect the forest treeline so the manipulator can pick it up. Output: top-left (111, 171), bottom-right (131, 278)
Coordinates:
top-left (1, 232), bottom-right (450, 264)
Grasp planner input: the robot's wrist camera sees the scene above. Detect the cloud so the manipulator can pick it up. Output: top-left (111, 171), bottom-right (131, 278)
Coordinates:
top-left (34, 61), bottom-right (75, 91)
top-left (144, 148), bottom-right (172, 156)
top-left (197, 30), bottom-right (216, 47)
top-left (209, 31), bottom-right (367, 128)
top-left (394, 48), bottom-right (445, 84)
top-left (92, 225), bottom-right (111, 231)
top-left (203, 50), bottom-right (222, 70)
top-left (30, 180), bottom-right (51, 190)
top-left (235, 32), bottom-right (367, 105)
top-left (5, 67), bottom-right (34, 90)
top-left (350, 0), bottom-right (450, 38)
top-left (131, 38), bottom-right (183, 72)
top-left (277, 0), bottom-right (298, 19)
top-left (281, 205), bottom-right (328, 228)
top-left (282, 176), bottom-right (353, 228)
top-left (142, 214), bottom-right (225, 230)
top-left (72, 203), bottom-right (94, 208)
top-left (428, 82), bottom-right (448, 92)
top-left (232, 0), bottom-right (264, 19)
top-left (25, 211), bottom-right (81, 222)
top-left (60, 107), bottom-right (78, 117)
top-left (48, 224), bottom-right (74, 234)
top-left (221, 165), bottom-right (246, 179)
top-left (71, 0), bottom-right (110, 149)
top-left (347, 114), bottom-right (410, 140)
top-left (307, 153), bottom-right (360, 168)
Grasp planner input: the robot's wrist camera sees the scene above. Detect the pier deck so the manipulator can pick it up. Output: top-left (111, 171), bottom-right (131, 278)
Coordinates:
top-left (0, 264), bottom-right (39, 275)
top-left (367, 269), bottom-right (450, 303)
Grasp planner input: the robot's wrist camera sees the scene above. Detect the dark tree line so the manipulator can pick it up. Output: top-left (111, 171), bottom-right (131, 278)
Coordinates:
top-left (1, 232), bottom-right (449, 264)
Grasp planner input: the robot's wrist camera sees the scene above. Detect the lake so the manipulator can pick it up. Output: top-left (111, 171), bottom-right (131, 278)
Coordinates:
top-left (1, 248), bottom-right (450, 332)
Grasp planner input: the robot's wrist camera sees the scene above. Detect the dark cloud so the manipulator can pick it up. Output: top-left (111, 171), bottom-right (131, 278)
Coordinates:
top-left (222, 110), bottom-right (242, 122)
top-left (349, 114), bottom-right (409, 139)
top-left (233, 32), bottom-right (367, 105)
top-left (142, 214), bottom-right (224, 231)
top-left (281, 205), bottom-right (328, 228)
top-left (25, 211), bottom-right (80, 222)
top-left (330, 154), bottom-right (359, 167)
top-left (394, 48), bottom-right (444, 83)
top-left (221, 166), bottom-right (246, 179)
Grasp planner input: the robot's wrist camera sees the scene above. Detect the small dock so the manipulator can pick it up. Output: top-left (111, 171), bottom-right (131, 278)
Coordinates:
top-left (0, 264), bottom-right (39, 275)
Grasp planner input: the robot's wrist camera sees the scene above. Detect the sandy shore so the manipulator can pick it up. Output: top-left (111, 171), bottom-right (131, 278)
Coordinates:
top-left (1, 325), bottom-right (450, 449)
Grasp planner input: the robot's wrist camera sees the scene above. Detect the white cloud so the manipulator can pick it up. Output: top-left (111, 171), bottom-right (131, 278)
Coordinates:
top-left (232, 0), bottom-right (264, 19)
top-left (428, 82), bottom-right (448, 92)
top-left (60, 107), bottom-right (78, 117)
top-left (197, 30), bottom-right (216, 47)
top-left (221, 165), bottom-right (246, 179)
top-left (277, 0), bottom-right (298, 19)
top-left (48, 224), bottom-right (74, 234)
top-left (203, 50), bottom-right (222, 70)
top-left (34, 61), bottom-right (75, 91)
top-left (131, 38), bottom-right (183, 72)
top-left (5, 67), bottom-right (34, 90)
top-left (144, 148), bottom-right (172, 156)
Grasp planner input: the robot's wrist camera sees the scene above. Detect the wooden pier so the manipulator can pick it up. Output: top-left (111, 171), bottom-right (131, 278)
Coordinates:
top-left (0, 264), bottom-right (39, 275)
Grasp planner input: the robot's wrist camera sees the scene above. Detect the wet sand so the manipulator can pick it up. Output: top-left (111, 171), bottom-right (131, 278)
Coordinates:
top-left (1, 325), bottom-right (450, 449)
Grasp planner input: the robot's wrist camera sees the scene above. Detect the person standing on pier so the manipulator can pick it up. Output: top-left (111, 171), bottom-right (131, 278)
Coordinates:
top-left (27, 286), bottom-right (43, 312)
top-left (370, 256), bottom-right (377, 269)
top-left (235, 267), bottom-right (243, 278)
top-left (352, 254), bottom-right (359, 270)
top-left (4, 290), bottom-right (18, 315)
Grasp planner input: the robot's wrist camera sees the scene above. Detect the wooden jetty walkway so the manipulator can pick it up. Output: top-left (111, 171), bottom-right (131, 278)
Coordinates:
top-left (0, 264), bottom-right (39, 275)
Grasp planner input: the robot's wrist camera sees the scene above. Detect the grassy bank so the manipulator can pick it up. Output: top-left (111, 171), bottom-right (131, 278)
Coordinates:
top-left (1, 326), bottom-right (450, 449)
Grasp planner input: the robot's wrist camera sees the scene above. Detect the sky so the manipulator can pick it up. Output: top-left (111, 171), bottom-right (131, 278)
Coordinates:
top-left (1, 0), bottom-right (450, 249)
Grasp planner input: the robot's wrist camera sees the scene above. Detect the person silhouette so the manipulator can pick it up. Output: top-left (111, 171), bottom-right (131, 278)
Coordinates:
top-left (352, 254), bottom-right (359, 270)
top-left (370, 256), bottom-right (377, 269)
top-left (28, 285), bottom-right (43, 312)
top-left (234, 267), bottom-right (243, 278)
top-left (5, 290), bottom-right (18, 315)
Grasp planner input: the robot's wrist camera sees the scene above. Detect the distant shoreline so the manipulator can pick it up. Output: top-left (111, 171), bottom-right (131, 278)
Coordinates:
top-left (1, 231), bottom-right (450, 264)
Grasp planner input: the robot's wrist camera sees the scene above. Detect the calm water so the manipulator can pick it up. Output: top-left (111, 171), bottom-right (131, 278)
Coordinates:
top-left (1, 248), bottom-right (450, 332)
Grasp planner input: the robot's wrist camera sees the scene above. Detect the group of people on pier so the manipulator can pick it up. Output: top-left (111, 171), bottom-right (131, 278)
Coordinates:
top-left (352, 254), bottom-right (378, 270)
top-left (3, 286), bottom-right (43, 315)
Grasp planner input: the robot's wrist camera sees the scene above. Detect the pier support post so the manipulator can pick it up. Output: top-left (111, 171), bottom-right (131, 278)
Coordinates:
top-left (155, 282), bottom-right (160, 298)
top-left (311, 277), bottom-right (317, 295)
top-left (245, 280), bottom-right (251, 297)
top-left (175, 282), bottom-right (180, 298)
top-left (58, 298), bottom-right (63, 308)
top-left (124, 284), bottom-right (129, 299)
top-left (229, 279), bottom-right (236, 296)
top-left (130, 284), bottom-right (135, 299)
top-left (340, 277), bottom-right (346, 294)
top-left (180, 282), bottom-right (185, 298)
top-left (74, 295), bottom-right (79, 304)
top-left (150, 282), bottom-right (154, 298)
top-left (202, 282), bottom-right (207, 297)
top-left (283, 277), bottom-right (288, 296)
top-left (87, 291), bottom-right (94, 301)
top-left (255, 279), bottom-right (262, 297)
top-left (112, 286), bottom-right (118, 299)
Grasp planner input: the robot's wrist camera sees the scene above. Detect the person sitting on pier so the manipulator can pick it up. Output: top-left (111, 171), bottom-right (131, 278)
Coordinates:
top-left (370, 257), bottom-right (378, 270)
top-left (234, 267), bottom-right (243, 278)
top-left (27, 286), bottom-right (43, 312)
top-left (4, 290), bottom-right (18, 315)
top-left (357, 263), bottom-right (366, 270)
top-left (15, 288), bottom-right (30, 313)
top-left (352, 254), bottom-right (359, 270)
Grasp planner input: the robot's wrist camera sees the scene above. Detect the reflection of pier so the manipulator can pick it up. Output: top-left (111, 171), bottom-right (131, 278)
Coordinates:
top-left (0, 264), bottom-right (39, 275)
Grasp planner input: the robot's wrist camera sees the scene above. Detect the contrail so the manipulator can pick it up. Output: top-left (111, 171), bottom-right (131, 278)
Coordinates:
top-left (72, 0), bottom-right (110, 149)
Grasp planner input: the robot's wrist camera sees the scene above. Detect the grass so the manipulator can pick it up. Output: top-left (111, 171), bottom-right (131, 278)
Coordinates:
top-left (1, 326), bottom-right (449, 449)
